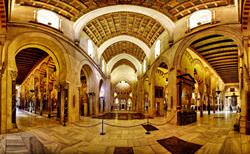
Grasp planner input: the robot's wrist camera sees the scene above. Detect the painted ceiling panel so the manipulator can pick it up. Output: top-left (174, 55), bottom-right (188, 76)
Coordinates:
top-left (190, 34), bottom-right (238, 83)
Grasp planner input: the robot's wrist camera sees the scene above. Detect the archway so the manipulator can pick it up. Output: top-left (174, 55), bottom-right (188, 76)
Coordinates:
top-left (154, 62), bottom-right (169, 116)
top-left (79, 64), bottom-right (94, 117)
top-left (14, 47), bottom-right (60, 124)
top-left (174, 27), bottom-right (243, 117)
top-left (7, 32), bottom-right (69, 128)
top-left (113, 81), bottom-right (132, 111)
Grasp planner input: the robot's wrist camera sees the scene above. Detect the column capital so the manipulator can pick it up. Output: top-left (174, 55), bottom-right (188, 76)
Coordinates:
top-left (60, 81), bottom-right (69, 89)
top-left (10, 70), bottom-right (18, 81)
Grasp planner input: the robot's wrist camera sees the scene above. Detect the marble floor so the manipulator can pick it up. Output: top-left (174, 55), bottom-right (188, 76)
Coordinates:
top-left (1, 109), bottom-right (250, 154)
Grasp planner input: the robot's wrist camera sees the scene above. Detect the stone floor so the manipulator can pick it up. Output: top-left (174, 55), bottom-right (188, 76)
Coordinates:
top-left (1, 109), bottom-right (250, 154)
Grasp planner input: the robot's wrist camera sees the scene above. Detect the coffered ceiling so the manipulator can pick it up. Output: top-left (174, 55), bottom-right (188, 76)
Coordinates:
top-left (15, 0), bottom-right (232, 21)
top-left (0, 0), bottom-right (6, 29)
top-left (102, 41), bottom-right (146, 63)
top-left (83, 12), bottom-right (164, 47)
top-left (190, 34), bottom-right (238, 83)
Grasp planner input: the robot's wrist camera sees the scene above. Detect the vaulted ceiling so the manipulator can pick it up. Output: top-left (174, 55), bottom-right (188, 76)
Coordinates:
top-left (83, 12), bottom-right (164, 47)
top-left (15, 48), bottom-right (48, 84)
top-left (15, 0), bottom-right (233, 21)
top-left (190, 34), bottom-right (238, 83)
top-left (111, 59), bottom-right (137, 73)
top-left (13, 0), bottom-right (235, 84)
top-left (102, 41), bottom-right (146, 63)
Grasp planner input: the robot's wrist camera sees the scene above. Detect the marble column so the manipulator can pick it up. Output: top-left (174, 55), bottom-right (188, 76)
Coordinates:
top-left (105, 75), bottom-right (111, 112)
top-left (148, 74), bottom-right (155, 117)
top-left (39, 73), bottom-right (44, 116)
top-left (88, 92), bottom-right (95, 116)
top-left (10, 71), bottom-right (18, 126)
top-left (240, 66), bottom-right (249, 134)
top-left (0, 37), bottom-right (7, 133)
top-left (136, 76), bottom-right (143, 112)
top-left (34, 76), bottom-right (39, 114)
top-left (60, 81), bottom-right (69, 125)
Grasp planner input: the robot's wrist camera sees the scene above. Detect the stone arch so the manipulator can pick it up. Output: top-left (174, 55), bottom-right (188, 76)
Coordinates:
top-left (73, 5), bottom-right (175, 42)
top-left (107, 53), bottom-right (142, 75)
top-left (78, 60), bottom-right (97, 93)
top-left (97, 35), bottom-right (151, 60)
top-left (149, 56), bottom-right (169, 76)
top-left (173, 26), bottom-right (243, 70)
top-left (7, 32), bottom-right (70, 82)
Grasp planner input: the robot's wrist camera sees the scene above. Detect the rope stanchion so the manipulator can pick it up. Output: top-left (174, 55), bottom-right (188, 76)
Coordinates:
top-left (145, 116), bottom-right (150, 134)
top-left (100, 119), bottom-right (105, 135)
top-left (73, 122), bottom-right (101, 128)
top-left (104, 122), bottom-right (147, 128)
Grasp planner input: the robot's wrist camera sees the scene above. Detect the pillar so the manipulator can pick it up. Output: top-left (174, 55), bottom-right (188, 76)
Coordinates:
top-left (240, 66), bottom-right (248, 134)
top-left (60, 81), bottom-right (69, 125)
top-left (239, 37), bottom-right (248, 134)
top-left (105, 75), bottom-right (111, 112)
top-left (148, 74), bottom-right (155, 117)
top-left (10, 71), bottom-right (17, 127)
top-left (136, 76), bottom-right (143, 112)
top-left (88, 92), bottom-right (95, 116)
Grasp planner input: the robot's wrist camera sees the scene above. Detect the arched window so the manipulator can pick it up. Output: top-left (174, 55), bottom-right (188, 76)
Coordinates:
top-left (155, 40), bottom-right (161, 58)
top-left (87, 39), bottom-right (94, 56)
top-left (37, 9), bottom-right (60, 29)
top-left (189, 10), bottom-right (212, 29)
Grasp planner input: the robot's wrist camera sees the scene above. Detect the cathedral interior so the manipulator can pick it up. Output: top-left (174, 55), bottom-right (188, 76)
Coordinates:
top-left (0, 0), bottom-right (250, 153)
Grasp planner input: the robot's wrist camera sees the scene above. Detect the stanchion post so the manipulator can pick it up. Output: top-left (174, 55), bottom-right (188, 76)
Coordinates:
top-left (100, 119), bottom-right (105, 135)
top-left (145, 115), bottom-right (151, 134)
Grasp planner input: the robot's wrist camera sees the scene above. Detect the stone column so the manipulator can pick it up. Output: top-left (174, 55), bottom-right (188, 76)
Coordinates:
top-left (105, 75), bottom-right (111, 112)
top-left (148, 74), bottom-right (155, 117)
top-left (240, 66), bottom-right (249, 134)
top-left (10, 71), bottom-right (17, 127)
top-left (60, 81), bottom-right (69, 125)
top-left (0, 36), bottom-right (6, 132)
top-left (39, 73), bottom-right (45, 116)
top-left (239, 37), bottom-right (248, 134)
top-left (136, 76), bottom-right (143, 112)
top-left (47, 66), bottom-right (54, 118)
top-left (88, 92), bottom-right (95, 116)
top-left (55, 84), bottom-right (61, 119)
top-left (34, 76), bottom-right (39, 114)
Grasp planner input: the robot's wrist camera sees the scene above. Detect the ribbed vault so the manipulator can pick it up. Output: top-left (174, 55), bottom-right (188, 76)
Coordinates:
top-left (15, 48), bottom-right (49, 84)
top-left (111, 59), bottom-right (137, 73)
top-left (190, 34), bottom-right (238, 83)
top-left (102, 41), bottom-right (145, 63)
top-left (15, 0), bottom-right (232, 21)
top-left (83, 12), bottom-right (164, 47)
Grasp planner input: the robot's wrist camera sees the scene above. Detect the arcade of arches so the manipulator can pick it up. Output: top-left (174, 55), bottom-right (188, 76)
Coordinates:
top-left (0, 0), bottom-right (250, 153)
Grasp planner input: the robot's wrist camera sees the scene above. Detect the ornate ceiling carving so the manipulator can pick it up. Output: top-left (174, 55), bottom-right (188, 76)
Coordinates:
top-left (102, 41), bottom-right (146, 63)
top-left (190, 34), bottom-right (238, 83)
top-left (16, 0), bottom-right (232, 21)
top-left (83, 12), bottom-right (164, 47)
